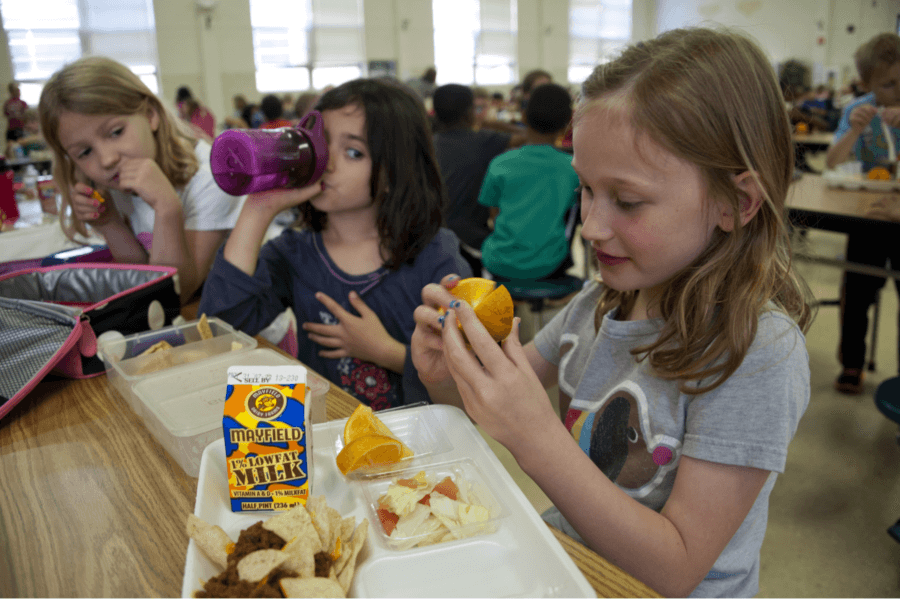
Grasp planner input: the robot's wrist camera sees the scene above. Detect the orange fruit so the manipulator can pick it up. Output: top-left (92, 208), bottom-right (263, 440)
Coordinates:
top-left (343, 404), bottom-right (414, 458)
top-left (868, 166), bottom-right (891, 181)
top-left (441, 277), bottom-right (514, 342)
top-left (335, 434), bottom-right (402, 475)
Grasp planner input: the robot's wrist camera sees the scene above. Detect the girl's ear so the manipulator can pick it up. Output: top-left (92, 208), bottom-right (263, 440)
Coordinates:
top-left (718, 171), bottom-right (764, 232)
top-left (147, 106), bottom-right (160, 133)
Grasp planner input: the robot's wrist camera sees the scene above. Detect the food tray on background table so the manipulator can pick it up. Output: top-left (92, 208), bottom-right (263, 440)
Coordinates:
top-left (182, 404), bottom-right (595, 598)
top-left (822, 169), bottom-right (900, 192)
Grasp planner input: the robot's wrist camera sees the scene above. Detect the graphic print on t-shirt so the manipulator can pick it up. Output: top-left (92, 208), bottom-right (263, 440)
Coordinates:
top-left (565, 380), bottom-right (681, 498)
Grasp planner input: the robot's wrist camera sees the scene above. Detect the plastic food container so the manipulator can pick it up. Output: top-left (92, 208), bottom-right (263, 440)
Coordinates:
top-left (331, 403), bottom-right (453, 479)
top-left (183, 404), bottom-right (597, 598)
top-left (131, 348), bottom-right (329, 477)
top-left (359, 458), bottom-right (507, 551)
top-left (98, 317), bottom-right (257, 417)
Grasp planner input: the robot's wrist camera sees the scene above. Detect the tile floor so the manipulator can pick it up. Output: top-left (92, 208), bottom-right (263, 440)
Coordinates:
top-left (478, 215), bottom-right (900, 596)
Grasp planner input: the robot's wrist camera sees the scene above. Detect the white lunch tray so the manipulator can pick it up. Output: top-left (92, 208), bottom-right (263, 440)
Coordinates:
top-left (181, 403), bottom-right (596, 598)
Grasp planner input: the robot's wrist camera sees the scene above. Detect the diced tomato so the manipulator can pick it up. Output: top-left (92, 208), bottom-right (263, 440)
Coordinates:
top-left (396, 478), bottom-right (419, 489)
top-left (432, 476), bottom-right (458, 500)
top-left (377, 508), bottom-right (399, 536)
top-left (418, 494), bottom-right (431, 506)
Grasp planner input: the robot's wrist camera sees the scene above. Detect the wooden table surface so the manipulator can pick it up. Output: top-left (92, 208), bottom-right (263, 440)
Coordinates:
top-left (0, 338), bottom-right (658, 598)
top-left (788, 173), bottom-right (900, 278)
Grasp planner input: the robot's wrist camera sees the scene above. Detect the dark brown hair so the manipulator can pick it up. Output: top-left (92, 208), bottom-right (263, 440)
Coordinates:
top-left (297, 78), bottom-right (445, 270)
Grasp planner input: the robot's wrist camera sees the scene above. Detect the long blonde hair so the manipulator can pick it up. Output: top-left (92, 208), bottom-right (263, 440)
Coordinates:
top-left (39, 56), bottom-right (199, 240)
top-left (579, 27), bottom-right (813, 394)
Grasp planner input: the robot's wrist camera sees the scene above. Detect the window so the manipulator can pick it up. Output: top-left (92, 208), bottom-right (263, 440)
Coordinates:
top-left (0, 0), bottom-right (160, 105)
top-left (250, 0), bottom-right (365, 93)
top-left (433, 0), bottom-right (517, 86)
top-left (568, 0), bottom-right (632, 86)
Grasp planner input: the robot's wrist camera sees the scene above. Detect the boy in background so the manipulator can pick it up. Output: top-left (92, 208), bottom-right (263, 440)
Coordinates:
top-left (432, 84), bottom-right (523, 276)
top-left (478, 83), bottom-right (578, 281)
top-left (824, 33), bottom-right (900, 394)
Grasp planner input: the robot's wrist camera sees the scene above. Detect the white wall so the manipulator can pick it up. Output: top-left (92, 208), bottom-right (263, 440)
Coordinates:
top-left (655, 0), bottom-right (900, 86)
top-left (1, 0), bottom-right (898, 125)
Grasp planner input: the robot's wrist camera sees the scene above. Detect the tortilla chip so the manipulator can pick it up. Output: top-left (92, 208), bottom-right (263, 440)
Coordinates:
top-left (140, 340), bottom-right (173, 355)
top-left (197, 314), bottom-right (214, 340)
top-left (280, 577), bottom-right (345, 598)
top-left (186, 514), bottom-right (232, 570)
top-left (237, 549), bottom-right (288, 582)
top-left (262, 505), bottom-right (320, 552)
top-left (336, 519), bottom-right (368, 594)
top-left (281, 537), bottom-right (316, 579)
top-left (306, 496), bottom-right (342, 555)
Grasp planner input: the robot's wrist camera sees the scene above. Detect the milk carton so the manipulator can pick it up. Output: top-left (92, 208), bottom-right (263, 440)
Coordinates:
top-left (223, 365), bottom-right (311, 511)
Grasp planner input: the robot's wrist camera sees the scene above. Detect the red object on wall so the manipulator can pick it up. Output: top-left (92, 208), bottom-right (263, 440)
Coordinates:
top-left (818, 36), bottom-right (826, 45)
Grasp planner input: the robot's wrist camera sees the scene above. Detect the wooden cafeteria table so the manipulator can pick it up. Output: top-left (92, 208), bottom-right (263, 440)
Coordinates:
top-left (0, 339), bottom-right (658, 598)
top-left (788, 173), bottom-right (900, 278)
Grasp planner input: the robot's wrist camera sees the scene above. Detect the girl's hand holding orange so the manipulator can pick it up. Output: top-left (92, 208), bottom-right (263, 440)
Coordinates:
top-left (411, 274), bottom-right (463, 385)
top-left (441, 301), bottom-right (555, 454)
top-left (71, 182), bottom-right (118, 226)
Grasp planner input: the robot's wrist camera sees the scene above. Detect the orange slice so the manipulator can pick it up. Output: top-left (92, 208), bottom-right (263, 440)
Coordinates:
top-left (868, 166), bottom-right (891, 181)
top-left (335, 434), bottom-right (402, 475)
top-left (441, 277), bottom-right (514, 342)
top-left (343, 404), bottom-right (414, 458)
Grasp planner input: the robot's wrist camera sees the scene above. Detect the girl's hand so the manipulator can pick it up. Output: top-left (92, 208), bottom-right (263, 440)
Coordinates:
top-left (70, 182), bottom-right (120, 227)
top-left (411, 275), bottom-right (462, 385)
top-left (243, 184), bottom-right (322, 218)
top-left (441, 299), bottom-right (555, 451)
top-left (849, 104), bottom-right (878, 132)
top-left (303, 290), bottom-right (405, 371)
top-left (116, 156), bottom-right (179, 210)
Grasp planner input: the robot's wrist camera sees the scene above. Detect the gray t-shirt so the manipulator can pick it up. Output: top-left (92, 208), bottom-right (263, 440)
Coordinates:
top-left (534, 280), bottom-right (810, 598)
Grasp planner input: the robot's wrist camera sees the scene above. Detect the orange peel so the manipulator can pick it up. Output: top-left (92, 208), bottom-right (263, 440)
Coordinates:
top-left (335, 434), bottom-right (402, 475)
top-left (440, 277), bottom-right (514, 343)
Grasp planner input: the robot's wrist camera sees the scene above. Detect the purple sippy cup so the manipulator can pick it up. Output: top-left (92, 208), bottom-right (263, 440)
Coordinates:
top-left (210, 110), bottom-right (329, 195)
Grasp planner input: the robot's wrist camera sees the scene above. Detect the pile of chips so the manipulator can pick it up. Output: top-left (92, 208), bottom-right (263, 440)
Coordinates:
top-left (187, 496), bottom-right (368, 598)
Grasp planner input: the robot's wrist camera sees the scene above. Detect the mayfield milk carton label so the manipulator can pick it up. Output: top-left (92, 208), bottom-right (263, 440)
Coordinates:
top-left (224, 365), bottom-right (311, 512)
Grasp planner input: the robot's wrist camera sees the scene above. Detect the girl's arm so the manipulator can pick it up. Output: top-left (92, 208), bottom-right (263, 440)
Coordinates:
top-left (441, 300), bottom-right (769, 597)
top-left (222, 186), bottom-right (319, 275)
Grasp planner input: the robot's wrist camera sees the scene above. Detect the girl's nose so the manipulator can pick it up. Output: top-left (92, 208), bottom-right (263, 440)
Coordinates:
top-left (580, 200), bottom-right (613, 242)
top-left (96, 143), bottom-right (118, 169)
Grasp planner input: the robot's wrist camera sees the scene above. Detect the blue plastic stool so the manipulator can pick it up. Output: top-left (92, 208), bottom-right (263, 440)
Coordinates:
top-left (873, 376), bottom-right (900, 543)
top-left (497, 275), bottom-right (584, 330)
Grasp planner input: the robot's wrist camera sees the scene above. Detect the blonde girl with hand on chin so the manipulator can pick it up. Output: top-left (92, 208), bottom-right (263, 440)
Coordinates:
top-left (412, 28), bottom-right (813, 598)
top-left (199, 78), bottom-right (470, 410)
top-left (39, 56), bottom-right (245, 303)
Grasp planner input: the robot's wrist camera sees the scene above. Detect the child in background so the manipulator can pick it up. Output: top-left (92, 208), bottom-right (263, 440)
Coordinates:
top-left (432, 83), bottom-right (522, 278)
top-left (175, 86), bottom-right (216, 142)
top-left (39, 56), bottom-right (246, 303)
top-left (412, 28), bottom-right (812, 597)
top-left (4, 81), bottom-right (27, 143)
top-left (478, 83), bottom-right (579, 281)
top-left (199, 78), bottom-right (471, 410)
top-left (824, 33), bottom-right (900, 394)
top-left (258, 94), bottom-right (293, 129)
